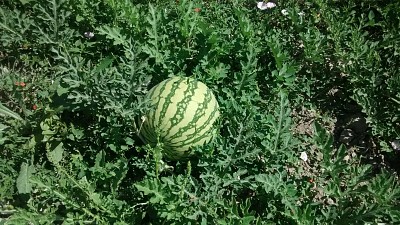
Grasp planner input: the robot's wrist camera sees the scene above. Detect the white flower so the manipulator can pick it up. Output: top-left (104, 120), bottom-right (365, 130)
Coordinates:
top-left (257, 1), bottom-right (276, 10)
top-left (391, 139), bottom-right (400, 151)
top-left (300, 151), bottom-right (308, 162)
top-left (281, 9), bottom-right (289, 16)
top-left (298, 11), bottom-right (305, 16)
top-left (84, 31), bottom-right (95, 39)
top-left (266, 2), bottom-right (276, 8)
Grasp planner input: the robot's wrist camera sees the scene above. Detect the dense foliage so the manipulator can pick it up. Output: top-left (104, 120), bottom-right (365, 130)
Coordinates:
top-left (1, 0), bottom-right (399, 224)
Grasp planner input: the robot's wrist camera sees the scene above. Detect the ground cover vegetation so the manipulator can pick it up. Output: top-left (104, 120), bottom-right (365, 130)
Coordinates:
top-left (1, 0), bottom-right (400, 224)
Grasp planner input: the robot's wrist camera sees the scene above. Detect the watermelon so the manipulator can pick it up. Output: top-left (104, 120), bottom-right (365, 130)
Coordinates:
top-left (139, 76), bottom-right (220, 160)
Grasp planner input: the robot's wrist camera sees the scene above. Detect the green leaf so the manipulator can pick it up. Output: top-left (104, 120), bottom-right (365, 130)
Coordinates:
top-left (94, 150), bottom-right (105, 168)
top-left (0, 102), bottom-right (23, 121)
top-left (47, 142), bottom-right (64, 164)
top-left (96, 26), bottom-right (127, 46)
top-left (56, 86), bottom-right (69, 96)
top-left (242, 216), bottom-right (255, 225)
top-left (16, 162), bottom-right (34, 194)
top-left (125, 137), bottom-right (134, 145)
top-left (76, 15), bottom-right (84, 22)
top-left (110, 159), bottom-right (129, 193)
top-left (368, 10), bottom-right (375, 21)
top-left (92, 57), bottom-right (115, 75)
top-left (134, 179), bottom-right (166, 204)
top-left (19, 0), bottom-right (33, 5)
top-left (0, 123), bottom-right (9, 131)
top-left (70, 125), bottom-right (84, 139)
top-left (216, 219), bottom-right (228, 225)
top-left (90, 193), bottom-right (102, 205)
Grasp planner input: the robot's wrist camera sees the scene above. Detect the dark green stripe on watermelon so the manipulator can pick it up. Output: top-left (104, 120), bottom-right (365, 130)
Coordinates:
top-left (139, 76), bottom-right (220, 160)
top-left (169, 95), bottom-right (219, 148)
top-left (163, 78), bottom-right (198, 138)
top-left (141, 78), bottom-right (172, 145)
top-left (168, 87), bottom-right (214, 141)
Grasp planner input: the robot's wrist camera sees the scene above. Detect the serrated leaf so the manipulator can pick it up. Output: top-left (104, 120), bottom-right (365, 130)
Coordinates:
top-left (92, 57), bottom-right (114, 75)
top-left (96, 26), bottom-right (127, 46)
top-left (134, 179), bottom-right (166, 204)
top-left (16, 162), bottom-right (34, 194)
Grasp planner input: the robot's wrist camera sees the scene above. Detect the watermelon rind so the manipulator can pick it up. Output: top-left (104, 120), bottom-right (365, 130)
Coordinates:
top-left (139, 76), bottom-right (220, 160)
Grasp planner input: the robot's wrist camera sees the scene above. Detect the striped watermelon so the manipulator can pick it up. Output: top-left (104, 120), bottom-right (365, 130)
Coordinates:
top-left (140, 76), bottom-right (220, 160)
